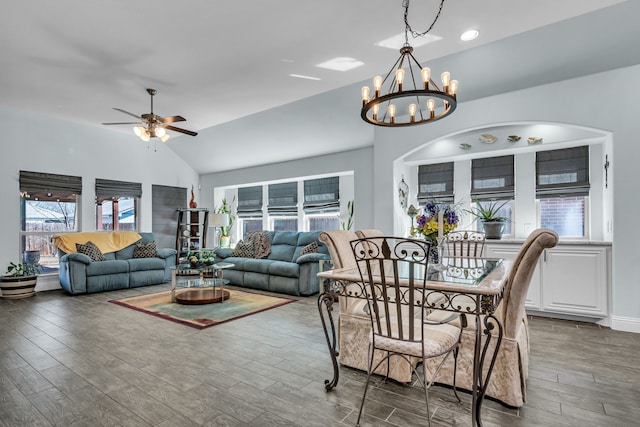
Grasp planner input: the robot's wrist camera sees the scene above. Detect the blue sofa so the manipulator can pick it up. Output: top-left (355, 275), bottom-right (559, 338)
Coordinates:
top-left (214, 231), bottom-right (330, 296)
top-left (58, 232), bottom-right (176, 294)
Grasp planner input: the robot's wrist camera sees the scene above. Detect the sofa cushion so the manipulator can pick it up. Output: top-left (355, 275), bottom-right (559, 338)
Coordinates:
top-left (242, 258), bottom-right (272, 274)
top-left (268, 244), bottom-right (296, 262)
top-left (86, 259), bottom-right (129, 276)
top-left (133, 241), bottom-right (157, 258)
top-left (272, 231), bottom-right (299, 246)
top-left (268, 260), bottom-right (299, 278)
top-left (76, 241), bottom-right (105, 262)
top-left (296, 231), bottom-right (321, 246)
top-left (127, 257), bottom-right (166, 272)
top-left (232, 240), bottom-right (254, 258)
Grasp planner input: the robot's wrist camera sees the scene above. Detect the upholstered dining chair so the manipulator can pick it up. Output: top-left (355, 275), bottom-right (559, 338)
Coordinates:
top-left (423, 228), bottom-right (559, 407)
top-left (350, 236), bottom-right (463, 426)
top-left (445, 229), bottom-right (486, 258)
top-left (318, 230), bottom-right (419, 383)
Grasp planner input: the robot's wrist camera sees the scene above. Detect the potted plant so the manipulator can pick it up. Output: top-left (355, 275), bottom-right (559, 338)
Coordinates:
top-left (216, 197), bottom-right (235, 248)
top-left (1, 261), bottom-right (41, 299)
top-left (467, 199), bottom-right (510, 239)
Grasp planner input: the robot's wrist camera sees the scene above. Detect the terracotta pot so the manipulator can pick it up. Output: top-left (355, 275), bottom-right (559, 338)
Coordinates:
top-left (1, 275), bottom-right (37, 299)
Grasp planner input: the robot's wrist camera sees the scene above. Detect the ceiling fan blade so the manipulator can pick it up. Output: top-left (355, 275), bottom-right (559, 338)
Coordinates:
top-left (160, 115), bottom-right (186, 124)
top-left (113, 108), bottom-right (141, 119)
top-left (102, 122), bottom-right (140, 125)
top-left (165, 125), bottom-right (198, 137)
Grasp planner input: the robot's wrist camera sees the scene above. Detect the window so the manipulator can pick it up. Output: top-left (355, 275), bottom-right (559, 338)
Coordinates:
top-left (304, 177), bottom-right (340, 231)
top-left (267, 182), bottom-right (298, 231)
top-left (19, 171), bottom-right (82, 272)
top-left (536, 146), bottom-right (590, 237)
top-left (417, 162), bottom-right (454, 204)
top-left (95, 179), bottom-right (141, 231)
top-left (237, 186), bottom-right (263, 238)
top-left (471, 155), bottom-right (515, 233)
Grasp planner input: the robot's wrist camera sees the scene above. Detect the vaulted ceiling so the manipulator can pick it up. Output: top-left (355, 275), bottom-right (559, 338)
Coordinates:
top-left (2, 0), bottom-right (637, 174)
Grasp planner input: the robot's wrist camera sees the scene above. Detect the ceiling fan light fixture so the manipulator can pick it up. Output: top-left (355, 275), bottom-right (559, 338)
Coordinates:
top-left (155, 127), bottom-right (166, 137)
top-left (160, 134), bottom-right (170, 143)
top-left (133, 126), bottom-right (143, 137)
top-left (140, 131), bottom-right (150, 142)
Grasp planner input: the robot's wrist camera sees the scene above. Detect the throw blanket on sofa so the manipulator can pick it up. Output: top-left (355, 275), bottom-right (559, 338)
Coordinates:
top-left (52, 231), bottom-right (142, 254)
top-left (246, 231), bottom-right (271, 259)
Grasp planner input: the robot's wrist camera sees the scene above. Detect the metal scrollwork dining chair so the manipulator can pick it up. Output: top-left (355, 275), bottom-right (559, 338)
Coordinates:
top-left (351, 236), bottom-right (464, 426)
top-left (445, 230), bottom-right (486, 258)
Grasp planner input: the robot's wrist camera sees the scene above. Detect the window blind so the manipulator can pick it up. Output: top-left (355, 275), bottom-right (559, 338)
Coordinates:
top-left (471, 155), bottom-right (515, 201)
top-left (237, 186), bottom-right (263, 217)
top-left (95, 178), bottom-right (142, 203)
top-left (267, 182), bottom-right (298, 216)
top-left (417, 162), bottom-right (454, 204)
top-left (19, 170), bottom-right (82, 201)
top-left (303, 177), bottom-right (339, 213)
top-left (536, 146), bottom-right (590, 198)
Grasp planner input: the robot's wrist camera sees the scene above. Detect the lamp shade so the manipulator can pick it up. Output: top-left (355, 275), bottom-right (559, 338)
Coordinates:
top-left (209, 213), bottom-right (229, 227)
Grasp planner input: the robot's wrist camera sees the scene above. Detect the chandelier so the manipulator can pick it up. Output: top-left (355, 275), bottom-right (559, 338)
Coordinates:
top-left (361, 0), bottom-right (457, 127)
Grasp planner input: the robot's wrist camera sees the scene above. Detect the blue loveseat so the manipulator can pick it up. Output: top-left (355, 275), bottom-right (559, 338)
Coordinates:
top-left (214, 231), bottom-right (330, 296)
top-left (57, 232), bottom-right (176, 294)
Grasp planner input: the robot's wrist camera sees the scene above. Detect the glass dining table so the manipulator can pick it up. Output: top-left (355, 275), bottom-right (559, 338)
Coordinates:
top-left (317, 256), bottom-right (511, 427)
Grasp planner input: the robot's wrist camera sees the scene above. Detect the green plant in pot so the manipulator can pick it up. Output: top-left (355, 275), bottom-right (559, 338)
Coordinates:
top-left (467, 199), bottom-right (510, 239)
top-left (216, 197), bottom-right (235, 247)
top-left (1, 261), bottom-right (41, 299)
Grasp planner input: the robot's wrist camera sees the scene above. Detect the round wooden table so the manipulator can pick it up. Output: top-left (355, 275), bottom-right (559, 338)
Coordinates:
top-left (175, 287), bottom-right (230, 305)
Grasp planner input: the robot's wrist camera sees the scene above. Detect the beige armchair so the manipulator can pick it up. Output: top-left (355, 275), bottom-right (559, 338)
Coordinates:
top-left (423, 228), bottom-right (559, 407)
top-left (319, 229), bottom-right (419, 383)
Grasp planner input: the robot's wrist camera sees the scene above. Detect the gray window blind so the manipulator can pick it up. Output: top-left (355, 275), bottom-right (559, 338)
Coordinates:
top-left (95, 178), bottom-right (142, 203)
top-left (417, 162), bottom-right (454, 204)
top-left (303, 177), bottom-right (339, 213)
top-left (237, 186), bottom-right (263, 218)
top-left (536, 146), bottom-right (590, 198)
top-left (19, 170), bottom-right (82, 202)
top-left (268, 182), bottom-right (298, 216)
top-left (471, 155), bottom-right (515, 201)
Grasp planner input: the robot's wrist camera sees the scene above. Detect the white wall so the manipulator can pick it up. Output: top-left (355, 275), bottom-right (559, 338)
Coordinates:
top-left (374, 65), bottom-right (640, 328)
top-left (0, 106), bottom-right (199, 270)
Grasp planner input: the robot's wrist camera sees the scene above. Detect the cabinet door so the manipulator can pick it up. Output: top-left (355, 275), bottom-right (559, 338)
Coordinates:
top-left (484, 244), bottom-right (541, 310)
top-left (541, 247), bottom-right (608, 317)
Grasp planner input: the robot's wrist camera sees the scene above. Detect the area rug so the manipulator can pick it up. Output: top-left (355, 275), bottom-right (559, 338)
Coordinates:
top-left (110, 289), bottom-right (294, 330)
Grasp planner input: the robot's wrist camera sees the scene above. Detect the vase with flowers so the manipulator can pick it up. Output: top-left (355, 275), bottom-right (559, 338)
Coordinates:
top-left (415, 201), bottom-right (459, 267)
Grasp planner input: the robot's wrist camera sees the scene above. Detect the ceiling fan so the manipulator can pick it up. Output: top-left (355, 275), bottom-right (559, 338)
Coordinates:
top-left (102, 88), bottom-right (198, 142)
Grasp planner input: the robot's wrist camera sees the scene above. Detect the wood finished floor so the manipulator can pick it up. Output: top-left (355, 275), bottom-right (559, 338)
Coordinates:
top-left (1, 284), bottom-right (639, 427)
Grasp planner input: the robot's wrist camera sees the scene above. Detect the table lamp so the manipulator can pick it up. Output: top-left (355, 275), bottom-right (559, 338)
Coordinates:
top-left (209, 213), bottom-right (230, 248)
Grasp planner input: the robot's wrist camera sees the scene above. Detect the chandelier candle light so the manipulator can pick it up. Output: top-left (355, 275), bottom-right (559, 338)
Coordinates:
top-left (361, 0), bottom-right (457, 127)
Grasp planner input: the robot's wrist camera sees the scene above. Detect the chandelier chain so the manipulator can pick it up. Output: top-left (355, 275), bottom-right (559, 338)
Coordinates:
top-left (403, 0), bottom-right (445, 43)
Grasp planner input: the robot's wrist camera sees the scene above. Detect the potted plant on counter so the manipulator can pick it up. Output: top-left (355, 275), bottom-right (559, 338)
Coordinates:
top-left (467, 199), bottom-right (510, 239)
top-left (1, 261), bottom-right (40, 299)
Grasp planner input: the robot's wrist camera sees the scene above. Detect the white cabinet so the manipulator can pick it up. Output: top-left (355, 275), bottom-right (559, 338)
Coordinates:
top-left (541, 247), bottom-right (609, 317)
top-left (484, 242), bottom-right (610, 319)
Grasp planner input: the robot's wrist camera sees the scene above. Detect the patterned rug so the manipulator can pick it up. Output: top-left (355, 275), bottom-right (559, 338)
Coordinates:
top-left (110, 289), bottom-right (294, 330)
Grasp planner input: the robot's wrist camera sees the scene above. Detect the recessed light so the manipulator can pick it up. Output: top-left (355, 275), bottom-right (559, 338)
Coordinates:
top-left (289, 74), bottom-right (322, 81)
top-left (316, 57), bottom-right (364, 72)
top-left (460, 29), bottom-right (479, 41)
top-left (375, 33), bottom-right (441, 50)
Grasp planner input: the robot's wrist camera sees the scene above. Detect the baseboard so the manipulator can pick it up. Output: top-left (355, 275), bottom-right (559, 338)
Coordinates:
top-left (610, 316), bottom-right (640, 334)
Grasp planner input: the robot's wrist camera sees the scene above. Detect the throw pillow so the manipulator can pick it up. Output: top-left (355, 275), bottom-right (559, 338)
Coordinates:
top-left (232, 240), bottom-right (254, 258)
top-left (76, 241), bottom-right (105, 262)
top-left (300, 241), bottom-right (318, 255)
top-left (133, 241), bottom-right (157, 258)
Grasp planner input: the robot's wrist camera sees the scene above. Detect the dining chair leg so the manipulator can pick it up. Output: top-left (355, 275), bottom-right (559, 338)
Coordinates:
top-left (452, 345), bottom-right (462, 403)
top-left (422, 370), bottom-right (432, 427)
top-left (356, 345), bottom-right (376, 426)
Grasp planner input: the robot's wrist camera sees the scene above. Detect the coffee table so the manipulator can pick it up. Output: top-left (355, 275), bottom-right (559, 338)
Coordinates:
top-left (170, 262), bottom-right (235, 304)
